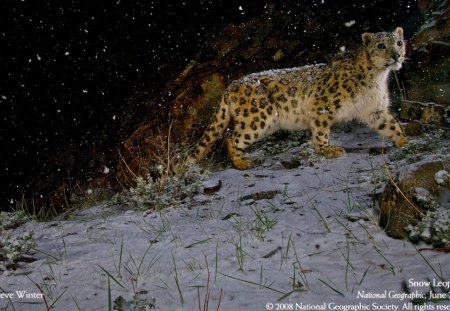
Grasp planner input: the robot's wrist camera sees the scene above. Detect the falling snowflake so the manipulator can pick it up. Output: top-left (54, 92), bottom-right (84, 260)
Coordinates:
top-left (345, 20), bottom-right (356, 27)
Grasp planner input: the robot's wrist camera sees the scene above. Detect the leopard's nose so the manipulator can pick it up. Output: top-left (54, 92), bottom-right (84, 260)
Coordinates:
top-left (393, 54), bottom-right (401, 62)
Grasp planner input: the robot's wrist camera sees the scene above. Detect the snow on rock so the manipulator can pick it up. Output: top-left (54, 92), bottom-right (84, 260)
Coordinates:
top-left (435, 170), bottom-right (450, 187)
top-left (1, 126), bottom-right (449, 310)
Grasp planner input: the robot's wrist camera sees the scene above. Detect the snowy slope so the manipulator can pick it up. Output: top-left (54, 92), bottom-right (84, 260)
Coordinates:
top-left (1, 126), bottom-right (449, 311)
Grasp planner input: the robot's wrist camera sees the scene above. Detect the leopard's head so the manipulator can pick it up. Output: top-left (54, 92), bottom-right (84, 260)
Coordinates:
top-left (362, 27), bottom-right (406, 70)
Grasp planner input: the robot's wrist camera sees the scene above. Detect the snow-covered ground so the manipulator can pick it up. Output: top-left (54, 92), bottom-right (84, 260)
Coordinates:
top-left (1, 126), bottom-right (449, 311)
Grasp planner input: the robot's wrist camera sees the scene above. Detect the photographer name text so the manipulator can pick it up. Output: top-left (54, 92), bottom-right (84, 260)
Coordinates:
top-left (0, 291), bottom-right (44, 299)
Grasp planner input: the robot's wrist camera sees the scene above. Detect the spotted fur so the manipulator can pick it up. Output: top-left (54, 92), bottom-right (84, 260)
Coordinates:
top-left (190, 27), bottom-right (408, 169)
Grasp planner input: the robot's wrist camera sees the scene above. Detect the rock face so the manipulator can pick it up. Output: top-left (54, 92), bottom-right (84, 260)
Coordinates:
top-left (399, 100), bottom-right (448, 126)
top-left (116, 68), bottom-right (226, 187)
top-left (406, 0), bottom-right (450, 106)
top-left (379, 162), bottom-right (449, 239)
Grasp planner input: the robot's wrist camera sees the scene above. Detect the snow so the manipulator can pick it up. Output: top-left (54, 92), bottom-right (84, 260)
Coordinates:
top-left (103, 166), bottom-right (110, 174)
top-left (435, 170), bottom-right (449, 187)
top-left (1, 126), bottom-right (449, 310)
top-left (345, 20), bottom-right (356, 28)
top-left (242, 64), bottom-right (326, 83)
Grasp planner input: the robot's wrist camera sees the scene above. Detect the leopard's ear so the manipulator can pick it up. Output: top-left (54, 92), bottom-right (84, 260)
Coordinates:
top-left (394, 27), bottom-right (404, 39)
top-left (362, 32), bottom-right (373, 46)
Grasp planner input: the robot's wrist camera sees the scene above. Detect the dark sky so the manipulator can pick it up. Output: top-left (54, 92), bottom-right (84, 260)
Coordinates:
top-left (0, 0), bottom-right (420, 209)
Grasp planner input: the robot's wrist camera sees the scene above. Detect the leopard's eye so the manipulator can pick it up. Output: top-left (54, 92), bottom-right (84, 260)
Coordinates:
top-left (397, 40), bottom-right (403, 47)
top-left (376, 43), bottom-right (386, 49)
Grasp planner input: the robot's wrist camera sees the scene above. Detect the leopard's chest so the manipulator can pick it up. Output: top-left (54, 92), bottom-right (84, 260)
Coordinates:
top-left (333, 83), bottom-right (388, 122)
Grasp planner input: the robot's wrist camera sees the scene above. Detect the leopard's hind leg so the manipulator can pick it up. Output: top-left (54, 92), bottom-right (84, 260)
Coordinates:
top-left (190, 97), bottom-right (230, 162)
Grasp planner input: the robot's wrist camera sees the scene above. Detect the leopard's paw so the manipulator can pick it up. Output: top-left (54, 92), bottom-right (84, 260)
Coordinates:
top-left (393, 134), bottom-right (408, 148)
top-left (232, 157), bottom-right (255, 170)
top-left (319, 145), bottom-right (345, 158)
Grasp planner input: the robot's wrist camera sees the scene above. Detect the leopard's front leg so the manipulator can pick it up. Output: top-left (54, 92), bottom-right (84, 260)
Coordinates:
top-left (366, 109), bottom-right (408, 147)
top-left (311, 118), bottom-right (344, 158)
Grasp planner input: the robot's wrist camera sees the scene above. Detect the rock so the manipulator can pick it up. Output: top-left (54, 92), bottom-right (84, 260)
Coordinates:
top-left (406, 0), bottom-right (450, 105)
top-left (379, 162), bottom-right (449, 239)
top-left (272, 49), bottom-right (285, 61)
top-left (116, 70), bottom-right (226, 188)
top-left (203, 179), bottom-right (222, 194)
top-left (399, 100), bottom-right (447, 125)
top-left (116, 122), bottom-right (165, 187)
top-left (212, 24), bottom-right (244, 58)
top-left (240, 190), bottom-right (281, 202)
top-left (241, 198), bottom-right (256, 206)
top-left (403, 120), bottom-right (423, 136)
top-left (171, 71), bottom-right (226, 136)
top-left (345, 212), bottom-right (370, 222)
top-left (281, 159), bottom-right (301, 169)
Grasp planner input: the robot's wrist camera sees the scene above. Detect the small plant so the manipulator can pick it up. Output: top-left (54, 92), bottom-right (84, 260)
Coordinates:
top-left (0, 230), bottom-right (35, 270)
top-left (126, 161), bottom-right (207, 210)
top-left (406, 207), bottom-right (450, 247)
top-left (100, 241), bottom-right (159, 311)
top-left (291, 240), bottom-right (309, 289)
top-left (13, 194), bottom-right (56, 221)
top-left (197, 254), bottom-right (223, 311)
top-left (389, 129), bottom-right (448, 162)
top-left (171, 251), bottom-right (184, 305)
top-left (256, 130), bottom-right (309, 157)
top-left (112, 290), bottom-right (157, 311)
top-left (120, 121), bottom-right (209, 210)
top-left (295, 141), bottom-right (323, 165)
top-left (123, 244), bottom-right (159, 295)
top-left (231, 236), bottom-right (246, 272)
top-left (251, 206), bottom-right (278, 241)
top-left (368, 157), bottom-right (389, 204)
top-left (0, 210), bottom-right (31, 231)
top-left (0, 210), bottom-right (36, 270)
top-left (403, 187), bottom-right (449, 247)
top-left (311, 201), bottom-right (331, 233)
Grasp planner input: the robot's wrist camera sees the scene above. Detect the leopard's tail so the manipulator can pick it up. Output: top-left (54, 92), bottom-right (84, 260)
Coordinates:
top-left (191, 96), bottom-right (230, 162)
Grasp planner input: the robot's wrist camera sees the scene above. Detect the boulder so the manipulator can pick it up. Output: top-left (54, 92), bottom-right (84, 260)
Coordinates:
top-left (379, 162), bottom-right (449, 240)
